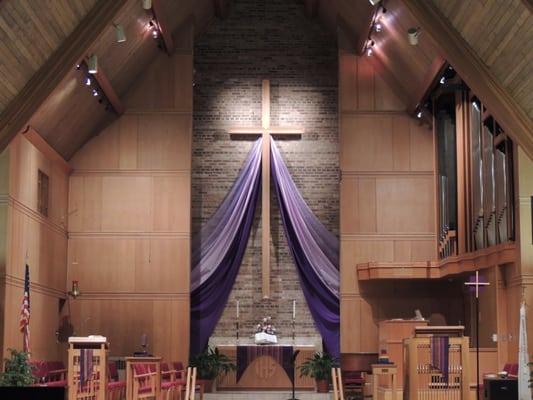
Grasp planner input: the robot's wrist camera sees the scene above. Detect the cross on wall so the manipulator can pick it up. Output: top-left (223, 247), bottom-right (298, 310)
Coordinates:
top-left (229, 80), bottom-right (304, 299)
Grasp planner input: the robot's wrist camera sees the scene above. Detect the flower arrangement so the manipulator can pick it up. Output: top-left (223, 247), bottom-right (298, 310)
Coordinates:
top-left (255, 316), bottom-right (277, 335)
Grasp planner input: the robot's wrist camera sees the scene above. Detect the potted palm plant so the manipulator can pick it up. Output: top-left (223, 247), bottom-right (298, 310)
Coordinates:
top-left (299, 352), bottom-right (337, 393)
top-left (189, 347), bottom-right (236, 392)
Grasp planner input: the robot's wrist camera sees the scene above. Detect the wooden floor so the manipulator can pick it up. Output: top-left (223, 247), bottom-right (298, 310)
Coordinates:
top-left (204, 391), bottom-right (333, 400)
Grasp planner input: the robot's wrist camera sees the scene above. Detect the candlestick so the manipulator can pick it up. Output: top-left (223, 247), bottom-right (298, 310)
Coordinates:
top-left (292, 300), bottom-right (296, 320)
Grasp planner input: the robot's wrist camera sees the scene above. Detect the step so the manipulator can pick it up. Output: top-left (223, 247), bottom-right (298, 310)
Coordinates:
top-left (204, 391), bottom-right (333, 400)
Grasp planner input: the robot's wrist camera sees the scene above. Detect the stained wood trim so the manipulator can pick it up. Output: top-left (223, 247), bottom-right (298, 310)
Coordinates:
top-left (21, 127), bottom-right (72, 174)
top-left (341, 233), bottom-right (436, 240)
top-left (356, 242), bottom-right (517, 281)
top-left (81, 60), bottom-right (124, 116)
top-left (71, 169), bottom-right (190, 176)
top-left (2, 195), bottom-right (67, 236)
top-left (341, 171), bottom-right (433, 177)
top-left (74, 292), bottom-right (189, 300)
top-left (3, 275), bottom-right (66, 298)
top-left (152, 0), bottom-right (174, 55)
top-left (0, 0), bottom-right (127, 154)
top-left (401, 0), bottom-right (533, 160)
top-left (68, 232), bottom-right (190, 239)
top-left (407, 56), bottom-right (446, 114)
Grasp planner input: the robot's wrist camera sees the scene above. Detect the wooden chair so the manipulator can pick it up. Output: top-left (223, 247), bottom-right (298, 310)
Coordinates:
top-left (332, 367), bottom-right (345, 400)
top-left (182, 367), bottom-right (197, 400)
top-left (126, 357), bottom-right (161, 400)
top-left (107, 361), bottom-right (126, 400)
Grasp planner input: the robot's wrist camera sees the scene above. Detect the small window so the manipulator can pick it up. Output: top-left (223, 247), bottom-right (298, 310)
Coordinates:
top-left (37, 170), bottom-right (49, 217)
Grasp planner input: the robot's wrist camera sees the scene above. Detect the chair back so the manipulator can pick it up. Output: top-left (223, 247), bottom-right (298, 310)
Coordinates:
top-left (108, 361), bottom-right (119, 382)
top-left (173, 362), bottom-right (185, 379)
top-left (183, 367), bottom-right (197, 400)
top-left (332, 367), bottom-right (345, 400)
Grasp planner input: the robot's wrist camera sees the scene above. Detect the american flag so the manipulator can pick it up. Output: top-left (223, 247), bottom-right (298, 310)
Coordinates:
top-left (19, 264), bottom-right (30, 354)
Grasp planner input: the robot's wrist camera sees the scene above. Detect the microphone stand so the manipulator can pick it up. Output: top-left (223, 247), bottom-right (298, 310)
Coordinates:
top-left (287, 349), bottom-right (300, 400)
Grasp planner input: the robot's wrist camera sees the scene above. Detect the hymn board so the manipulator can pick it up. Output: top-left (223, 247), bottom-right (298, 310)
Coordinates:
top-left (229, 80), bottom-right (303, 298)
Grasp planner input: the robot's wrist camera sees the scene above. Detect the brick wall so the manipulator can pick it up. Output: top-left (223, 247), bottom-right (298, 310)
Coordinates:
top-left (192, 0), bottom-right (338, 341)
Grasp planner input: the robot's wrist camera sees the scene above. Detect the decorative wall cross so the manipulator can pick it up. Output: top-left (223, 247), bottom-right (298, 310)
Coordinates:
top-left (229, 80), bottom-right (303, 298)
top-left (464, 270), bottom-right (490, 298)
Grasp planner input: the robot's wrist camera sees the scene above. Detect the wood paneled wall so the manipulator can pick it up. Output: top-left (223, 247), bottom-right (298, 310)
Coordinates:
top-left (67, 27), bottom-right (193, 363)
top-left (339, 46), bottom-right (440, 353)
top-left (0, 134), bottom-right (69, 360)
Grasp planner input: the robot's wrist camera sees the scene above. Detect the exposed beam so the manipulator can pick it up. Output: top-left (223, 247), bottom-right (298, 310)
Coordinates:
top-left (336, 3), bottom-right (375, 56)
top-left (304, 0), bottom-right (319, 19)
top-left (402, 0), bottom-right (533, 160)
top-left (407, 56), bottom-right (446, 114)
top-left (213, 0), bottom-right (230, 19)
top-left (82, 60), bottom-right (125, 116)
top-left (21, 126), bottom-right (72, 174)
top-left (152, 0), bottom-right (174, 55)
top-left (0, 0), bottom-right (127, 154)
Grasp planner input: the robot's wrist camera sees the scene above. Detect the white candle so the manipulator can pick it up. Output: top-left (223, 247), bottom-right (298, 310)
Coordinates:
top-left (236, 300), bottom-right (240, 319)
top-left (292, 300), bottom-right (296, 320)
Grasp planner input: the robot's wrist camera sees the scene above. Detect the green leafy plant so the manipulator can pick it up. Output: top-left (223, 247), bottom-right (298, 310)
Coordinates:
top-left (0, 349), bottom-right (35, 387)
top-left (299, 352), bottom-right (338, 381)
top-left (189, 347), bottom-right (236, 380)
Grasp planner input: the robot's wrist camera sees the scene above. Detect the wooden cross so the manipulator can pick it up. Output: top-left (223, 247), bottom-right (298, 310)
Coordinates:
top-left (464, 270), bottom-right (490, 298)
top-left (229, 80), bottom-right (303, 299)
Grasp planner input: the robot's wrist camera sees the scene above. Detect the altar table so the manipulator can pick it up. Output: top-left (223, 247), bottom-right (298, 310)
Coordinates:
top-left (216, 345), bottom-right (316, 390)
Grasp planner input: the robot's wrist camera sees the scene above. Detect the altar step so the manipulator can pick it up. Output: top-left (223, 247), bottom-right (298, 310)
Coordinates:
top-left (204, 391), bottom-right (333, 400)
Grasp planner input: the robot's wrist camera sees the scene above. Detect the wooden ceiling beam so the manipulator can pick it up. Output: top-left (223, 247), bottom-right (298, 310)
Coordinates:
top-left (304, 0), bottom-right (319, 19)
top-left (152, 0), bottom-right (175, 54)
top-left (213, 0), bottom-right (230, 19)
top-left (0, 0), bottom-right (127, 154)
top-left (81, 60), bottom-right (124, 116)
top-left (21, 126), bottom-right (72, 174)
top-left (407, 56), bottom-right (446, 114)
top-left (402, 0), bottom-right (533, 159)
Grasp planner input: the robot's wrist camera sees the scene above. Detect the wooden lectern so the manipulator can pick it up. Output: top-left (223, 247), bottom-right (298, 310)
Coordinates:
top-left (68, 336), bottom-right (109, 400)
top-left (404, 326), bottom-right (470, 400)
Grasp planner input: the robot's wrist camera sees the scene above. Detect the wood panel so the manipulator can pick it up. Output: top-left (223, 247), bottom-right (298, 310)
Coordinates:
top-left (1, 134), bottom-right (69, 360)
top-left (67, 47), bottom-right (193, 362)
top-left (339, 49), bottom-right (438, 354)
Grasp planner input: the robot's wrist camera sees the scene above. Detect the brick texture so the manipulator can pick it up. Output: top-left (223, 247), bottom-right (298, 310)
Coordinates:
top-left (192, 0), bottom-right (338, 341)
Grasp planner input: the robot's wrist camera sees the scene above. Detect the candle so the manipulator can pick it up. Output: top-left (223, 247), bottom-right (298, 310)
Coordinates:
top-left (141, 333), bottom-right (147, 347)
top-left (292, 300), bottom-right (296, 320)
top-left (236, 300), bottom-right (240, 319)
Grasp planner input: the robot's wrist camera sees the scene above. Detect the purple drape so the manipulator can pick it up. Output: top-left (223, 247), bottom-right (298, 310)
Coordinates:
top-left (190, 137), bottom-right (340, 357)
top-left (270, 138), bottom-right (340, 357)
top-left (190, 139), bottom-right (262, 355)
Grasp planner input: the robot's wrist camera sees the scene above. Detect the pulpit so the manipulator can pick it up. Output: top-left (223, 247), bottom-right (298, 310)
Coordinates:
top-left (67, 336), bottom-right (109, 400)
top-left (404, 326), bottom-right (470, 400)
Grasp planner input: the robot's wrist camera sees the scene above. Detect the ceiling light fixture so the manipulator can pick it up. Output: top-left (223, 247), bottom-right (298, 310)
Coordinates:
top-left (416, 110), bottom-right (422, 119)
top-left (407, 27), bottom-right (420, 46)
top-left (114, 24), bottom-right (126, 43)
top-left (87, 54), bottom-right (98, 74)
top-left (85, 77), bottom-right (91, 86)
top-left (375, 22), bottom-right (382, 33)
top-left (369, 0), bottom-right (381, 5)
top-left (142, 0), bottom-right (152, 10)
top-left (440, 76), bottom-right (445, 85)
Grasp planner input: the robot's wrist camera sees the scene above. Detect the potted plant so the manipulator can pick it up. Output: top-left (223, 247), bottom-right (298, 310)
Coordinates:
top-left (189, 347), bottom-right (236, 392)
top-left (299, 352), bottom-right (337, 393)
top-left (0, 349), bottom-right (35, 387)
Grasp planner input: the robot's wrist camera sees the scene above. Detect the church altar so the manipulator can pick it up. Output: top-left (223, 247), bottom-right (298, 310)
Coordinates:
top-left (211, 338), bottom-right (319, 391)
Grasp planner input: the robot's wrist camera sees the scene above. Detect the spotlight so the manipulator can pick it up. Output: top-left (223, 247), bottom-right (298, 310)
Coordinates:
top-left (75, 64), bottom-right (81, 70)
top-left (366, 47), bottom-right (373, 56)
top-left (440, 76), bottom-right (445, 84)
top-left (407, 27), bottom-right (420, 46)
top-left (152, 29), bottom-right (159, 39)
top-left (416, 110), bottom-right (422, 119)
top-left (88, 54), bottom-right (98, 74)
top-left (472, 101), bottom-right (480, 111)
top-left (142, 0), bottom-right (152, 10)
top-left (92, 89), bottom-right (99, 97)
top-left (369, 0), bottom-right (381, 5)
top-left (375, 23), bottom-right (382, 33)
top-left (85, 77), bottom-right (91, 86)
top-left (115, 24), bottom-right (126, 43)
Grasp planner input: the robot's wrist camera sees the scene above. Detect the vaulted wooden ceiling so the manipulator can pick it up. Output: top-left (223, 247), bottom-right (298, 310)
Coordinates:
top-left (0, 0), bottom-right (531, 160)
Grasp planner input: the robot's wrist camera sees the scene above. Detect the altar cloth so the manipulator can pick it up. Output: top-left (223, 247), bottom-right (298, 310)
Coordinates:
top-left (236, 346), bottom-right (294, 383)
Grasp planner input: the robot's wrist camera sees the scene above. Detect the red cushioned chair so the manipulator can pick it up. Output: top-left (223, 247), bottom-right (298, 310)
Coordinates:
top-left (107, 361), bottom-right (126, 400)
